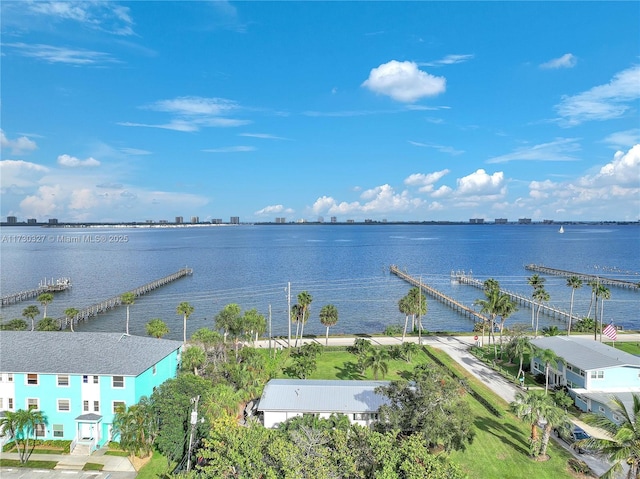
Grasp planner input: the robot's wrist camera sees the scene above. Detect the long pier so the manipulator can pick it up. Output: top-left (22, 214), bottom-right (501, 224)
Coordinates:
top-left (390, 265), bottom-right (488, 323)
top-left (452, 272), bottom-right (576, 323)
top-left (57, 268), bottom-right (193, 328)
top-left (525, 264), bottom-right (639, 290)
top-left (1, 278), bottom-right (72, 307)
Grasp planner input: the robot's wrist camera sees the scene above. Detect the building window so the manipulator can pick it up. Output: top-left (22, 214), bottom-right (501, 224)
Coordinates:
top-left (353, 413), bottom-right (378, 421)
top-left (590, 370), bottom-right (605, 379)
top-left (58, 399), bottom-right (70, 412)
top-left (57, 375), bottom-right (69, 387)
top-left (152, 365), bottom-right (157, 375)
top-left (8, 398), bottom-right (13, 409)
top-left (0, 398), bottom-right (3, 409)
top-left (35, 424), bottom-right (45, 438)
top-left (53, 424), bottom-right (64, 438)
top-left (83, 400), bottom-right (89, 412)
top-left (27, 398), bottom-right (39, 410)
top-left (93, 376), bottom-right (99, 384)
top-left (7, 373), bottom-right (13, 382)
top-left (598, 405), bottom-right (606, 413)
top-left (113, 401), bottom-right (126, 413)
top-left (83, 375), bottom-right (88, 383)
top-left (112, 376), bottom-right (124, 388)
top-left (94, 401), bottom-right (100, 412)
top-left (27, 374), bottom-right (38, 385)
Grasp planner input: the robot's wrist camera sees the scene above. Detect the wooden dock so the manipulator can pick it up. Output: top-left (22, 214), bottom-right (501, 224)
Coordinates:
top-left (525, 264), bottom-right (639, 290)
top-left (57, 268), bottom-right (193, 329)
top-left (390, 265), bottom-right (488, 323)
top-left (1, 278), bottom-right (72, 307)
top-left (452, 271), bottom-right (577, 323)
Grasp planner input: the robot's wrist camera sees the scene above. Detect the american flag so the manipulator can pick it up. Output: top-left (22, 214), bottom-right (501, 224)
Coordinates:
top-left (603, 323), bottom-right (617, 341)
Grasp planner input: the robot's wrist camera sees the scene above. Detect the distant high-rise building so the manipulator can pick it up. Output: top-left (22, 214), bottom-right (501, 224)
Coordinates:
top-left (346, 219), bottom-right (355, 224)
top-left (212, 218), bottom-right (222, 224)
top-left (469, 218), bottom-right (484, 224)
top-left (175, 216), bottom-right (183, 224)
top-left (7, 216), bottom-right (17, 224)
top-left (191, 216), bottom-right (199, 224)
top-left (330, 216), bottom-right (337, 223)
top-left (159, 220), bottom-right (169, 224)
top-left (494, 218), bottom-right (508, 224)
top-left (27, 218), bottom-right (37, 224)
top-left (518, 218), bottom-right (532, 224)
top-left (230, 216), bottom-right (240, 224)
top-left (275, 217), bottom-right (286, 224)
top-left (48, 218), bottom-right (58, 225)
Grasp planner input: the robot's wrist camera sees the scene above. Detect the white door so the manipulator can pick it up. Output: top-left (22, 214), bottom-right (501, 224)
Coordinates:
top-left (80, 423), bottom-right (92, 439)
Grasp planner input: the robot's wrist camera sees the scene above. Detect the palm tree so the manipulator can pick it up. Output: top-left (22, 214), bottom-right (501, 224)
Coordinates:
top-left (22, 305), bottom-right (40, 331)
top-left (579, 393), bottom-right (640, 479)
top-left (401, 341), bottom-right (419, 363)
top-left (597, 285), bottom-right (611, 342)
top-left (181, 345), bottom-right (206, 375)
top-left (538, 398), bottom-right (571, 458)
top-left (64, 307), bottom-right (79, 332)
top-left (319, 304), bottom-right (339, 346)
top-left (527, 274), bottom-right (545, 328)
top-left (1, 319), bottom-right (28, 331)
top-left (120, 292), bottom-right (135, 335)
top-left (145, 318), bottom-right (169, 339)
top-left (363, 349), bottom-right (389, 380)
top-left (0, 408), bottom-right (47, 464)
top-left (176, 301), bottom-right (195, 343)
top-left (215, 303), bottom-right (242, 343)
top-left (36, 317), bottom-right (59, 331)
top-left (536, 347), bottom-right (566, 394)
top-left (296, 291), bottom-right (313, 346)
top-left (474, 280), bottom-right (502, 353)
top-left (407, 286), bottom-right (427, 341)
top-left (566, 276), bottom-right (583, 335)
top-left (496, 294), bottom-right (518, 355)
top-left (112, 396), bottom-right (157, 458)
top-left (36, 293), bottom-right (54, 318)
top-left (532, 287), bottom-right (550, 338)
top-left (507, 335), bottom-right (532, 381)
top-left (510, 390), bottom-right (549, 456)
top-left (398, 295), bottom-right (411, 343)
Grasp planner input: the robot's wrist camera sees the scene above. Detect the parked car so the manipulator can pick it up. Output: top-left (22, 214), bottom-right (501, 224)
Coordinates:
top-left (554, 426), bottom-right (591, 454)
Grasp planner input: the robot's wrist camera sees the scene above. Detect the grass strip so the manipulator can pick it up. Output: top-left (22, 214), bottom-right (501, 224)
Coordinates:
top-left (0, 458), bottom-right (58, 468)
top-left (83, 462), bottom-right (104, 471)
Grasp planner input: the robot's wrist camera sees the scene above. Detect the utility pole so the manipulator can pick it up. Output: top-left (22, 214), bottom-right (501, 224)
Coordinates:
top-left (287, 282), bottom-right (291, 348)
top-left (268, 304), bottom-right (272, 357)
top-left (186, 395), bottom-right (200, 472)
top-left (418, 276), bottom-right (422, 345)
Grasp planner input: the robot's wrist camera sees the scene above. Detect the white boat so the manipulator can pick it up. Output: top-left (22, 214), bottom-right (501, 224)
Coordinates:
top-left (559, 226), bottom-right (564, 233)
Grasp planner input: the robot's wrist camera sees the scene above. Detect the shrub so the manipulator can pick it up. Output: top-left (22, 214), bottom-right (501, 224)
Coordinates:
top-left (567, 457), bottom-right (591, 475)
top-left (384, 324), bottom-right (403, 336)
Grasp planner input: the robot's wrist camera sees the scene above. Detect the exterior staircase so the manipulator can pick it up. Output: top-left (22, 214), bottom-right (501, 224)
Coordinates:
top-left (70, 442), bottom-right (91, 455)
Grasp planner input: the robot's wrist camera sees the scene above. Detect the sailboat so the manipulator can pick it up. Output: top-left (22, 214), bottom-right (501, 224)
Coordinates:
top-left (559, 226), bottom-right (564, 234)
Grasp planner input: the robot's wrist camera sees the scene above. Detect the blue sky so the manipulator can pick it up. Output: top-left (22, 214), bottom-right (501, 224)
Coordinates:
top-left (1, 1), bottom-right (639, 223)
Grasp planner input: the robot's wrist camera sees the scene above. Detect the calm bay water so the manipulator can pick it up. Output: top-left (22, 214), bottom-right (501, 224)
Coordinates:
top-left (1, 224), bottom-right (638, 340)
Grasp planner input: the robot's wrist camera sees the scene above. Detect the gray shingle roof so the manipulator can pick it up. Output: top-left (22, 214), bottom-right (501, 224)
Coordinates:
top-left (580, 391), bottom-right (640, 415)
top-left (531, 336), bottom-right (640, 370)
top-left (258, 379), bottom-right (390, 414)
top-left (0, 332), bottom-right (182, 376)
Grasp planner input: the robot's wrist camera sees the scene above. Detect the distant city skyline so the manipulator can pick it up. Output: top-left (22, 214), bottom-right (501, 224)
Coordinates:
top-left (1, 2), bottom-right (639, 223)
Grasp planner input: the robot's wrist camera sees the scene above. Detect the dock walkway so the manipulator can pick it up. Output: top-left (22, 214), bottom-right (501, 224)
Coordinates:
top-left (1, 278), bottom-right (71, 307)
top-left (452, 272), bottom-right (576, 323)
top-left (58, 268), bottom-right (192, 328)
top-left (525, 264), bottom-right (639, 290)
top-left (390, 265), bottom-right (488, 323)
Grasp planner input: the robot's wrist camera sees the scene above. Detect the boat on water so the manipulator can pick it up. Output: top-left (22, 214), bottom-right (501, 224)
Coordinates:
top-left (559, 226), bottom-right (565, 233)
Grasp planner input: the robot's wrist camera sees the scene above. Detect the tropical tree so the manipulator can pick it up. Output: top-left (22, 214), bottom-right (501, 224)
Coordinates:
top-left (1, 319), bottom-right (28, 330)
top-left (36, 317), bottom-right (59, 331)
top-left (319, 304), bottom-right (339, 346)
top-left (536, 347), bottom-right (566, 394)
top-left (120, 292), bottom-right (135, 335)
top-left (407, 286), bottom-right (427, 338)
top-left (0, 408), bottom-right (48, 464)
top-left (243, 308), bottom-right (266, 344)
top-left (532, 287), bottom-right (550, 338)
top-left (36, 292), bottom-right (54, 318)
top-left (506, 335), bottom-right (532, 381)
top-left (181, 345), bottom-right (206, 375)
top-left (363, 349), bottom-right (389, 380)
top-left (496, 293), bottom-right (517, 353)
top-left (542, 325), bottom-right (561, 336)
top-left (64, 307), bottom-right (79, 332)
top-left (401, 341), bottom-right (419, 363)
top-left (112, 396), bottom-right (157, 458)
top-left (474, 279), bottom-right (509, 355)
top-left (177, 301), bottom-right (195, 344)
top-left (566, 276), bottom-right (583, 335)
top-left (215, 303), bottom-right (242, 343)
top-left (510, 390), bottom-right (549, 457)
top-left (295, 291), bottom-right (313, 347)
top-left (579, 393), bottom-right (640, 479)
top-left (22, 305), bottom-right (40, 331)
top-left (596, 285), bottom-right (611, 342)
top-left (398, 295), bottom-right (412, 342)
top-left (145, 318), bottom-right (169, 339)
top-left (538, 400), bottom-right (571, 457)
top-left (527, 274), bottom-right (545, 328)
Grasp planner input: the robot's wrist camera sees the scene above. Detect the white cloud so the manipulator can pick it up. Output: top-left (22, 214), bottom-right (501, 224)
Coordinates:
top-left (591, 144), bottom-right (640, 186)
top-left (239, 133), bottom-right (288, 140)
top-left (120, 148), bottom-right (152, 156)
top-left (4, 43), bottom-right (118, 65)
top-left (0, 160), bottom-right (49, 191)
top-left (555, 65), bottom-right (640, 126)
top-left (57, 154), bottom-right (100, 167)
top-left (487, 138), bottom-right (581, 164)
top-left (0, 130), bottom-right (37, 155)
top-left (311, 185), bottom-right (423, 217)
top-left (362, 60), bottom-right (446, 103)
top-left (408, 141), bottom-right (463, 155)
top-left (540, 53), bottom-right (577, 69)
top-left (202, 146), bottom-right (256, 153)
top-left (421, 54), bottom-right (474, 67)
top-left (255, 204), bottom-right (294, 216)
top-left (603, 129), bottom-right (640, 150)
top-left (457, 169), bottom-right (505, 196)
top-left (431, 185), bottom-right (453, 198)
top-left (404, 170), bottom-right (450, 193)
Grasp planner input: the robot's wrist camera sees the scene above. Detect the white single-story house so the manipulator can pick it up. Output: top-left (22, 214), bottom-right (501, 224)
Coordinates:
top-left (257, 379), bottom-right (390, 428)
top-left (530, 336), bottom-right (640, 422)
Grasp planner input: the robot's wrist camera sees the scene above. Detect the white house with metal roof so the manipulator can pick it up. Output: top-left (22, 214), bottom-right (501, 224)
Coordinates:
top-left (530, 336), bottom-right (640, 422)
top-left (257, 379), bottom-right (390, 428)
top-left (0, 331), bottom-right (182, 454)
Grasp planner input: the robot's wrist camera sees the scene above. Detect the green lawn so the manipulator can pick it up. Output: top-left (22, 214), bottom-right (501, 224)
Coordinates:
top-left (604, 341), bottom-right (640, 356)
top-left (136, 449), bottom-right (174, 479)
top-left (0, 459), bottom-right (58, 469)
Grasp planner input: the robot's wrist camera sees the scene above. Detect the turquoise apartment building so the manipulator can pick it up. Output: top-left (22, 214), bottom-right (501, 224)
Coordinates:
top-left (0, 332), bottom-right (182, 453)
